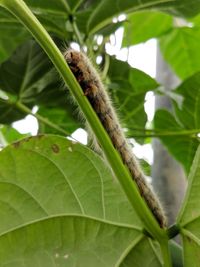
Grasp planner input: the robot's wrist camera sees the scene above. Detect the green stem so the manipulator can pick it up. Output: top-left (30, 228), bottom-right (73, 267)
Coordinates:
top-left (60, 0), bottom-right (84, 48)
top-left (59, 0), bottom-right (71, 13)
top-left (0, 0), bottom-right (167, 242)
top-left (71, 0), bottom-right (83, 12)
top-left (71, 19), bottom-right (84, 47)
top-left (102, 52), bottom-right (110, 80)
top-left (160, 241), bottom-right (173, 267)
top-left (14, 101), bottom-right (70, 136)
top-left (129, 133), bottom-right (198, 139)
top-left (126, 127), bottom-right (200, 139)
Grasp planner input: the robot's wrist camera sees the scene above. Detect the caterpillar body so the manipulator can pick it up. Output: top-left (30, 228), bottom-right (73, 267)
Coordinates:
top-left (64, 49), bottom-right (167, 228)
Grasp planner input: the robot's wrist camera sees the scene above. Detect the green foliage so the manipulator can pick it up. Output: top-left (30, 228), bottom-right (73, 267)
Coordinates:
top-left (154, 72), bottom-right (200, 173)
top-left (123, 11), bottom-right (173, 46)
top-left (154, 109), bottom-right (199, 174)
top-left (160, 27), bottom-right (200, 79)
top-left (0, 135), bottom-right (164, 266)
top-left (0, 8), bottom-right (30, 63)
top-left (108, 57), bottom-right (159, 143)
top-left (177, 146), bottom-right (200, 266)
top-left (0, 0), bottom-right (200, 266)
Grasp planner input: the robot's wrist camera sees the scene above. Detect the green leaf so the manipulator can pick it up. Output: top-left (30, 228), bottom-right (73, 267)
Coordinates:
top-left (0, 39), bottom-right (83, 133)
top-left (0, 135), bottom-right (163, 266)
top-left (0, 40), bottom-right (52, 102)
top-left (154, 109), bottom-right (199, 173)
top-left (86, 0), bottom-right (200, 34)
top-left (0, 216), bottom-right (141, 267)
top-left (177, 146), bottom-right (200, 266)
top-left (108, 58), bottom-right (159, 142)
top-left (190, 12), bottom-right (200, 26)
top-left (0, 125), bottom-right (29, 144)
top-left (159, 27), bottom-right (200, 79)
top-left (0, 1), bottom-right (69, 62)
top-left (120, 238), bottom-right (163, 267)
top-left (38, 106), bottom-right (82, 135)
top-left (0, 40), bottom-right (52, 123)
top-left (123, 11), bottom-right (173, 46)
top-left (24, 0), bottom-right (69, 14)
top-left (0, 135), bottom-right (140, 227)
top-left (0, 8), bottom-right (30, 63)
top-left (174, 72), bottom-right (200, 129)
top-left (140, 159), bottom-right (151, 176)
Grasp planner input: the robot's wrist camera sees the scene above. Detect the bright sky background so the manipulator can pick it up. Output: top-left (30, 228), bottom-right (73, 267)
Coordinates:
top-left (13, 27), bottom-right (157, 164)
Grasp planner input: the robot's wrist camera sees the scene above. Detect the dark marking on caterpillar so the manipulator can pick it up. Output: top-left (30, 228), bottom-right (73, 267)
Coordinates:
top-left (64, 49), bottom-right (167, 228)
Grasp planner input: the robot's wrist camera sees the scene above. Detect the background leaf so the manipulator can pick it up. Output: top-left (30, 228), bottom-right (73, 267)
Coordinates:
top-left (159, 27), bottom-right (200, 79)
top-left (86, 0), bottom-right (200, 34)
top-left (123, 11), bottom-right (173, 46)
top-left (177, 146), bottom-right (200, 266)
top-left (0, 40), bottom-right (80, 133)
top-left (0, 40), bottom-right (51, 101)
top-left (174, 72), bottom-right (200, 129)
top-left (154, 109), bottom-right (199, 173)
top-left (0, 125), bottom-right (29, 144)
top-left (108, 57), bottom-right (159, 142)
top-left (0, 8), bottom-right (30, 63)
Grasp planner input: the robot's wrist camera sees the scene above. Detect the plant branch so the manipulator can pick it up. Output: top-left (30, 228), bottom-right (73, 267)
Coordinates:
top-left (160, 241), bottom-right (173, 267)
top-left (59, 0), bottom-right (71, 13)
top-left (102, 52), bottom-right (110, 80)
top-left (71, 19), bottom-right (84, 47)
top-left (127, 127), bottom-right (200, 138)
top-left (13, 101), bottom-right (70, 136)
top-left (71, 0), bottom-right (83, 12)
top-left (0, 0), bottom-right (168, 243)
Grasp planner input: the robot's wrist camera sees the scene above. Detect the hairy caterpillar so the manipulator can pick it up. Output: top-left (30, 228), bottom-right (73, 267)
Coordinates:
top-left (64, 49), bottom-right (167, 228)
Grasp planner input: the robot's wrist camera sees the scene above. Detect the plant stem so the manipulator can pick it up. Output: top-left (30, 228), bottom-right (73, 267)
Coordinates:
top-left (59, 0), bottom-right (84, 48)
top-left (126, 128), bottom-right (200, 138)
top-left (71, 0), bottom-right (83, 12)
top-left (0, 0), bottom-right (168, 242)
top-left (71, 19), bottom-right (84, 47)
top-left (160, 241), bottom-right (173, 267)
top-left (59, 0), bottom-right (71, 13)
top-left (14, 101), bottom-right (70, 136)
top-left (102, 52), bottom-right (110, 80)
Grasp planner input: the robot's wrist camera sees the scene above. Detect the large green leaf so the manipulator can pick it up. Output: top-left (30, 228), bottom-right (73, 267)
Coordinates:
top-left (108, 58), bottom-right (159, 142)
top-left (177, 146), bottom-right (200, 266)
top-left (86, 0), bottom-right (200, 34)
top-left (154, 109), bottom-right (199, 173)
top-left (0, 135), bottom-right (163, 266)
top-left (0, 216), bottom-right (141, 267)
top-left (159, 27), bottom-right (200, 79)
top-left (123, 11), bottom-right (173, 46)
